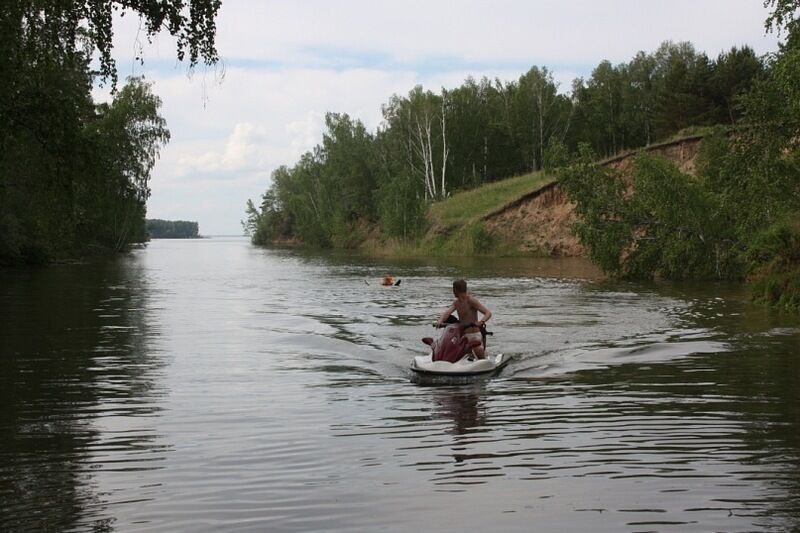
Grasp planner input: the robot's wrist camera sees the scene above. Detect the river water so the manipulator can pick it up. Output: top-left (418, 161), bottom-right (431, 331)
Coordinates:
top-left (1, 237), bottom-right (799, 532)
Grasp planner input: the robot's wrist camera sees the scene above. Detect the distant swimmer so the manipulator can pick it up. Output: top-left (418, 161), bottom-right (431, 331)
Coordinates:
top-left (381, 276), bottom-right (401, 287)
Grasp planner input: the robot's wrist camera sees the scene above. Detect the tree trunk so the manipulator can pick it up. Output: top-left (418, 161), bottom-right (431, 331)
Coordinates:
top-left (440, 97), bottom-right (448, 198)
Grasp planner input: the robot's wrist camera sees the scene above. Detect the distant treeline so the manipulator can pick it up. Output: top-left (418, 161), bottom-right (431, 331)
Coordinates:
top-left (0, 1), bottom-right (220, 265)
top-left (245, 40), bottom-right (765, 246)
top-left (146, 219), bottom-right (200, 239)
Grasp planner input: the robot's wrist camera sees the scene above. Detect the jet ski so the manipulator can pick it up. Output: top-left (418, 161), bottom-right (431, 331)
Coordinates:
top-left (410, 315), bottom-right (511, 380)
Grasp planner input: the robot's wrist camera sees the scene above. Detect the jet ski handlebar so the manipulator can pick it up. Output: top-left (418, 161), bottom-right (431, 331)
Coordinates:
top-left (432, 315), bottom-right (493, 335)
top-left (433, 321), bottom-right (477, 329)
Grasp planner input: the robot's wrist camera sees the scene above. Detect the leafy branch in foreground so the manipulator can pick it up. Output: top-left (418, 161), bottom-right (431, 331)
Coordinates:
top-left (1, 1), bottom-right (222, 88)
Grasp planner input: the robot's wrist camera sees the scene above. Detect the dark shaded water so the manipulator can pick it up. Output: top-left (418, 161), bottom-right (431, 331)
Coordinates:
top-left (1, 238), bottom-right (799, 532)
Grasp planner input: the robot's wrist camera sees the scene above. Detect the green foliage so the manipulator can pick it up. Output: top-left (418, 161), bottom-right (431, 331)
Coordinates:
top-left (748, 218), bottom-right (800, 310)
top-left (625, 156), bottom-right (739, 279)
top-left (764, 0), bottom-right (800, 47)
top-left (244, 129), bottom-right (371, 248)
top-left (1, 1), bottom-right (221, 88)
top-left (0, 71), bottom-right (170, 262)
top-left (561, 147), bottom-right (741, 280)
top-left (0, 20), bottom-right (93, 262)
top-left (505, 67), bottom-right (573, 172)
top-left (0, 1), bottom-right (219, 264)
top-left (378, 174), bottom-right (427, 239)
top-left (745, 2), bottom-right (800, 310)
top-left (748, 219), bottom-right (800, 265)
top-left (570, 43), bottom-right (763, 156)
top-left (321, 113), bottom-right (379, 221)
top-left (146, 219), bottom-right (199, 239)
top-left (85, 77), bottom-right (171, 250)
top-left (243, 190), bottom-right (294, 246)
top-left (750, 270), bottom-right (800, 311)
top-left (542, 139), bottom-right (570, 171)
top-left (559, 145), bottom-right (630, 274)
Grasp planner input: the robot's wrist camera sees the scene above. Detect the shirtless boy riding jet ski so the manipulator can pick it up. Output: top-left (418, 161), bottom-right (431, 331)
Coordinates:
top-left (436, 279), bottom-right (493, 359)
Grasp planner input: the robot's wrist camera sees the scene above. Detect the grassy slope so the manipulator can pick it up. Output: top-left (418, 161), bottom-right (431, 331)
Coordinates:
top-left (429, 171), bottom-right (553, 230)
top-left (362, 171), bottom-right (555, 257)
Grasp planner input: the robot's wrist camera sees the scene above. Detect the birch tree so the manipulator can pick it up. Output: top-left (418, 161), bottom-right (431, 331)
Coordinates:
top-left (384, 86), bottom-right (450, 201)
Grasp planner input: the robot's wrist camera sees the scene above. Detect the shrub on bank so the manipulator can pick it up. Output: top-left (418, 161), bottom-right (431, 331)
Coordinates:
top-left (748, 219), bottom-right (800, 311)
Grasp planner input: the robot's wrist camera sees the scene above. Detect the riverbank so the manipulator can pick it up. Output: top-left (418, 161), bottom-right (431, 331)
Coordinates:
top-left (352, 134), bottom-right (706, 260)
top-left (266, 131), bottom-right (798, 312)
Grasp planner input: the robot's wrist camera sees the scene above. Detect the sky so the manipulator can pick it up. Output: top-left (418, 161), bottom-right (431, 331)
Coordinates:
top-left (97, 0), bottom-right (781, 235)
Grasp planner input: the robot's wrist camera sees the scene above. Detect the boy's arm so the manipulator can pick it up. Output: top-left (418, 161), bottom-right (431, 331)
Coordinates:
top-left (436, 303), bottom-right (456, 327)
top-left (471, 296), bottom-right (492, 327)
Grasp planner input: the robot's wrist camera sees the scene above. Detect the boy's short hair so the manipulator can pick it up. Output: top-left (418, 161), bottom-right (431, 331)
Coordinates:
top-left (453, 279), bottom-right (467, 294)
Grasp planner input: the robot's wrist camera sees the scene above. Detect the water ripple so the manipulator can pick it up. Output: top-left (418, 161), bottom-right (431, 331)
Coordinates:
top-left (1, 240), bottom-right (799, 532)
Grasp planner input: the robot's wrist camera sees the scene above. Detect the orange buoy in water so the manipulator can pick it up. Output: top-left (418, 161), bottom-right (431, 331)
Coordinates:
top-left (381, 276), bottom-right (395, 286)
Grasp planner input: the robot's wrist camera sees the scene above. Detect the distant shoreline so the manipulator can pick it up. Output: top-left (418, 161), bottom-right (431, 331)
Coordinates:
top-left (145, 219), bottom-right (200, 239)
top-left (148, 236), bottom-right (204, 240)
top-left (147, 235), bottom-right (248, 240)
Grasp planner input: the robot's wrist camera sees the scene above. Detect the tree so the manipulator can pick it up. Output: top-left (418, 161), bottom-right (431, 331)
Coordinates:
top-left (651, 41), bottom-right (713, 136)
top-left (573, 61), bottom-right (626, 155)
top-left (512, 67), bottom-right (571, 171)
top-left (88, 77), bottom-right (171, 250)
top-left (1, 1), bottom-right (221, 87)
top-left (624, 52), bottom-right (657, 146)
top-left (0, 36), bottom-right (96, 262)
top-left (560, 1), bottom-right (800, 308)
top-left (321, 113), bottom-right (378, 220)
top-left (146, 219), bottom-right (199, 238)
top-left (383, 87), bottom-right (450, 201)
top-left (709, 46), bottom-right (765, 124)
top-left (439, 77), bottom-right (492, 188)
top-left (0, 1), bottom-right (221, 264)
top-left (764, 0), bottom-right (800, 47)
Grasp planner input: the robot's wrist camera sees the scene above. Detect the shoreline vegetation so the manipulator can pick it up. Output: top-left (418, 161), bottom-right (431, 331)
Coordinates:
top-left (246, 3), bottom-right (800, 311)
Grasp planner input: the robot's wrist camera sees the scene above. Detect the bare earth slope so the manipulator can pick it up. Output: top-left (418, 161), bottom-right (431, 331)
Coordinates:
top-left (481, 135), bottom-right (704, 257)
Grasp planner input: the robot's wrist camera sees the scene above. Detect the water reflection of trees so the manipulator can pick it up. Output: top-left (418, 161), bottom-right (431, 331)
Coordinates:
top-left (0, 256), bottom-right (165, 531)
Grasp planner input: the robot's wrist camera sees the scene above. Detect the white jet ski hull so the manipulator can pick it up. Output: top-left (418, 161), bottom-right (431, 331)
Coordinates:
top-left (410, 352), bottom-right (511, 377)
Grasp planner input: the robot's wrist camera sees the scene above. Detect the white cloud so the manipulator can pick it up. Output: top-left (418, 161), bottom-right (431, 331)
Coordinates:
top-left (177, 122), bottom-right (269, 176)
